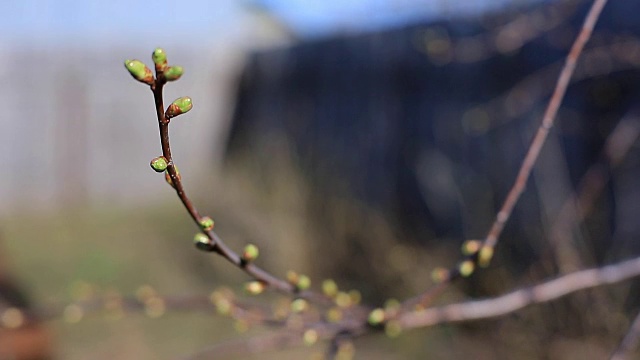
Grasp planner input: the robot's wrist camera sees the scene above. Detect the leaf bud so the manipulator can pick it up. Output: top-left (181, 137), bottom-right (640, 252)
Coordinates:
top-left (151, 48), bottom-right (168, 71)
top-left (124, 59), bottom-right (154, 85)
top-left (458, 260), bottom-right (475, 277)
top-left (322, 279), bottom-right (338, 297)
top-left (367, 308), bottom-right (385, 326)
top-left (199, 216), bottom-right (215, 231)
top-left (193, 233), bottom-right (215, 252)
top-left (245, 281), bottom-right (266, 295)
top-left (150, 156), bottom-right (168, 172)
top-left (241, 244), bottom-right (259, 262)
top-left (164, 66), bottom-right (184, 81)
top-left (296, 274), bottom-right (311, 290)
top-left (165, 97), bottom-right (192, 118)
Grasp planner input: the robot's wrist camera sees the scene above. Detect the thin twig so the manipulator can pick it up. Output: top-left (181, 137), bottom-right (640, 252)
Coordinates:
top-left (149, 65), bottom-right (329, 303)
top-left (398, 255), bottom-right (640, 329)
top-left (402, 0), bottom-right (609, 311)
top-left (482, 0), bottom-right (608, 251)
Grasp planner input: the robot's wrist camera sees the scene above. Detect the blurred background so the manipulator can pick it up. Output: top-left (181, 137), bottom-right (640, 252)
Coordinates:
top-left (2, 0), bottom-right (640, 359)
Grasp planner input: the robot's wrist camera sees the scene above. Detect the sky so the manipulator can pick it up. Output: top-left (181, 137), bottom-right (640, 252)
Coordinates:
top-left (2, 0), bottom-right (245, 46)
top-left (0, 0), bottom-right (548, 46)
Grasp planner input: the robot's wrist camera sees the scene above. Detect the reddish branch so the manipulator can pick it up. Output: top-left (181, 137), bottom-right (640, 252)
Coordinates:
top-left (149, 63), bottom-right (329, 304)
top-left (482, 0), bottom-right (608, 251)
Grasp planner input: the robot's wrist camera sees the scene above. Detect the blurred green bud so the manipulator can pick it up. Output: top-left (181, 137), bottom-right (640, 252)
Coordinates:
top-left (193, 233), bottom-right (215, 252)
top-left (245, 281), bottom-right (265, 295)
top-left (290, 298), bottom-right (308, 313)
top-left (152, 48), bottom-right (168, 71)
top-left (326, 307), bottom-right (342, 323)
top-left (165, 97), bottom-right (192, 119)
top-left (164, 66), bottom-right (184, 81)
top-left (242, 244), bottom-right (259, 262)
top-left (286, 270), bottom-right (299, 285)
top-left (458, 260), bottom-right (475, 277)
top-left (478, 246), bottom-right (494, 268)
top-left (296, 274), bottom-right (311, 290)
top-left (367, 308), bottom-right (385, 326)
top-left (124, 59), bottom-right (154, 85)
top-left (149, 156), bottom-right (168, 172)
top-left (322, 279), bottom-right (338, 297)
top-left (335, 291), bottom-right (352, 308)
top-left (303, 329), bottom-right (318, 346)
top-left (461, 239), bottom-right (481, 256)
top-left (199, 216), bottom-right (215, 231)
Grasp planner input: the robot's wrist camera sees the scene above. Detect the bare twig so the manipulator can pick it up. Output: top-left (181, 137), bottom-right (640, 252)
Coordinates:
top-left (398, 255), bottom-right (640, 329)
top-left (145, 57), bottom-right (331, 305)
top-left (402, 0), bottom-right (609, 311)
top-left (481, 0), bottom-right (608, 252)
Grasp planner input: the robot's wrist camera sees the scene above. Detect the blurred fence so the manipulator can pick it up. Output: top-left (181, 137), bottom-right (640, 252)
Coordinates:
top-left (226, 0), bottom-right (640, 267)
top-left (0, 45), bottom-right (243, 216)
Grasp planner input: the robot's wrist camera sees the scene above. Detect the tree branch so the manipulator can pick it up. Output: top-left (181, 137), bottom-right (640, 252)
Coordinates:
top-left (398, 255), bottom-right (640, 329)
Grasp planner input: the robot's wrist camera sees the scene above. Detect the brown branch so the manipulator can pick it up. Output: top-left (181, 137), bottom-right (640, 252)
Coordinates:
top-left (148, 63), bottom-right (330, 303)
top-left (482, 0), bottom-right (608, 251)
top-left (398, 255), bottom-right (640, 329)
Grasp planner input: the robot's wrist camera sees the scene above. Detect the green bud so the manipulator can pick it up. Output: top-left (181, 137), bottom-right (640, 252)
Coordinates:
top-left (150, 156), bottom-right (168, 172)
top-left (193, 233), bottom-right (215, 252)
top-left (199, 216), bottom-right (215, 231)
top-left (164, 66), bottom-right (184, 81)
top-left (461, 239), bottom-right (481, 256)
top-left (124, 59), bottom-right (154, 85)
top-left (152, 48), bottom-right (168, 71)
top-left (296, 274), bottom-right (311, 290)
top-left (242, 244), bottom-right (259, 262)
top-left (335, 291), bottom-right (352, 308)
top-left (478, 246), bottom-right (494, 268)
top-left (303, 329), bottom-right (318, 346)
top-left (245, 281), bottom-right (265, 295)
top-left (290, 298), bottom-right (308, 313)
top-left (286, 270), bottom-right (299, 284)
top-left (165, 97), bottom-right (193, 119)
top-left (458, 260), bottom-right (475, 277)
top-left (368, 308), bottom-right (385, 326)
top-left (322, 279), bottom-right (338, 297)
top-left (326, 307), bottom-right (342, 323)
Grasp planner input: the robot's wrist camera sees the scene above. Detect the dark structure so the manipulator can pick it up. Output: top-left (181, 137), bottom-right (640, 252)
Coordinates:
top-left (226, 0), bottom-right (640, 276)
